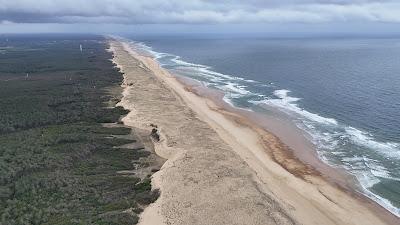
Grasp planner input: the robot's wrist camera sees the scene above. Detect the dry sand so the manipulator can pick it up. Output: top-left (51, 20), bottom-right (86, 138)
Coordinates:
top-left (108, 38), bottom-right (398, 225)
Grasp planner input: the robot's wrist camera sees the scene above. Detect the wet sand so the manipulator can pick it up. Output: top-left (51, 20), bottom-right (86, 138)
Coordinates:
top-left (108, 38), bottom-right (398, 225)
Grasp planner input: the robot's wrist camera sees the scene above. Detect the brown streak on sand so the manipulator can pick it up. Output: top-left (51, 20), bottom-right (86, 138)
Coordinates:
top-left (201, 100), bottom-right (319, 180)
top-left (185, 84), bottom-right (318, 180)
top-left (108, 38), bottom-right (398, 225)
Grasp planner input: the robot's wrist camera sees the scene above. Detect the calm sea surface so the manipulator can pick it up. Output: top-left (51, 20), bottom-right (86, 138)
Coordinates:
top-left (126, 34), bottom-right (400, 216)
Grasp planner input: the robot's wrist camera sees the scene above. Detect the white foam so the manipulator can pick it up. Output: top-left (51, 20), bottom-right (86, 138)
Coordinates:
top-left (356, 171), bottom-right (381, 188)
top-left (339, 157), bottom-right (400, 217)
top-left (273, 89), bottom-right (301, 103)
top-left (331, 151), bottom-right (345, 156)
top-left (254, 89), bottom-right (338, 126)
top-left (345, 127), bottom-right (400, 159)
top-left (303, 127), bottom-right (339, 150)
top-left (171, 56), bottom-right (207, 68)
top-left (363, 192), bottom-right (400, 218)
top-left (338, 155), bottom-right (400, 217)
top-left (357, 174), bottom-right (400, 217)
top-left (134, 41), bottom-right (259, 85)
top-left (221, 82), bottom-right (251, 95)
top-left (364, 158), bottom-right (400, 182)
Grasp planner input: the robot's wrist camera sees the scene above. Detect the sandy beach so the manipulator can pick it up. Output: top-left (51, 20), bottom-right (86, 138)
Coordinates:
top-left (108, 38), bottom-right (399, 225)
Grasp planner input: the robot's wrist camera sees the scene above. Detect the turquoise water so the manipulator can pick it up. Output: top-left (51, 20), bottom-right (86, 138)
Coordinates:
top-left (126, 35), bottom-right (400, 216)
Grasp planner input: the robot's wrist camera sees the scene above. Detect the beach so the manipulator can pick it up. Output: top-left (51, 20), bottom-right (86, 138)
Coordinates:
top-left (109, 38), bottom-right (398, 225)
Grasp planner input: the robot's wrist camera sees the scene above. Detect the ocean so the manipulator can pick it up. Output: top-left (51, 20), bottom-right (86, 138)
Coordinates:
top-left (124, 34), bottom-right (400, 217)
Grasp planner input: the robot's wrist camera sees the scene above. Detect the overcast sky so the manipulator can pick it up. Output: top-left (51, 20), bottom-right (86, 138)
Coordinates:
top-left (1, 0), bottom-right (400, 35)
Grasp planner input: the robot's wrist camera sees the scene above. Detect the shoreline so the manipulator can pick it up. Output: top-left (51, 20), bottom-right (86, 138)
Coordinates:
top-left (174, 74), bottom-right (399, 222)
top-left (109, 37), bottom-right (399, 225)
top-left (174, 76), bottom-right (352, 182)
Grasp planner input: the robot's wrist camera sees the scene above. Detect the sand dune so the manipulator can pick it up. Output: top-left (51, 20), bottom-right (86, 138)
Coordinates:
top-left (109, 38), bottom-right (397, 225)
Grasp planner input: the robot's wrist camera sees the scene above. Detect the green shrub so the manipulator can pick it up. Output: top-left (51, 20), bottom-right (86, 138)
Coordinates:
top-left (0, 35), bottom-right (158, 225)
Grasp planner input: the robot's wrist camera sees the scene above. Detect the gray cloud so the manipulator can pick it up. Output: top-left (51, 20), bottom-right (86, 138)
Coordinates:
top-left (1, 0), bottom-right (400, 24)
